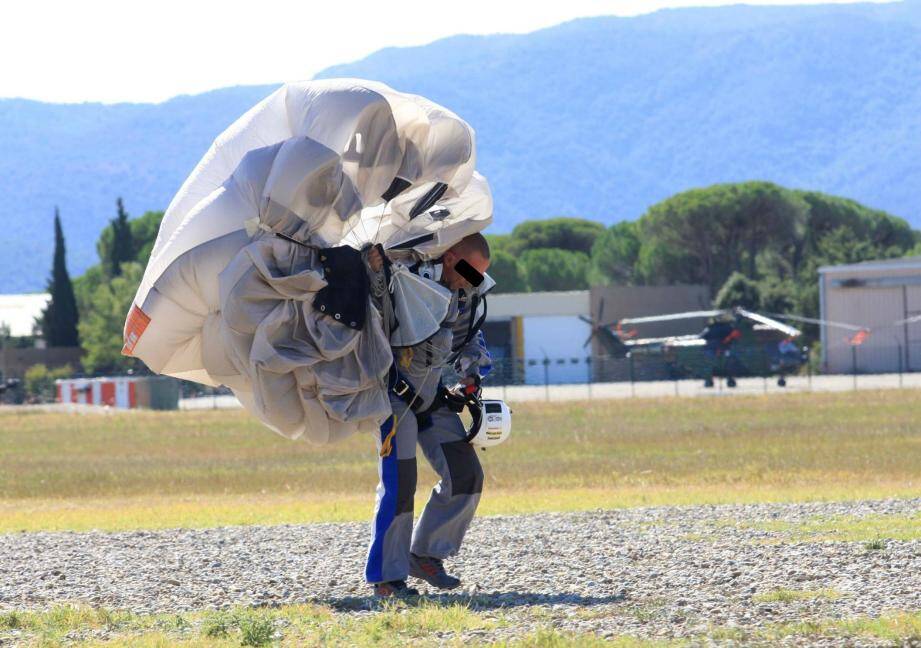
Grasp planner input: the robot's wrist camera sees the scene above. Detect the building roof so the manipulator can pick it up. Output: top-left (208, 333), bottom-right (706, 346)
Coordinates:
top-left (819, 256), bottom-right (921, 274)
top-left (487, 290), bottom-right (589, 319)
top-left (0, 293), bottom-right (49, 337)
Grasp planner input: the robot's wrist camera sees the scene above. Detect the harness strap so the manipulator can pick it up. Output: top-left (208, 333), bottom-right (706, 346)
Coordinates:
top-left (379, 413), bottom-right (399, 458)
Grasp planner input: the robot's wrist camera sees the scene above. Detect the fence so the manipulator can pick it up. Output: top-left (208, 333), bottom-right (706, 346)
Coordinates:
top-left (7, 343), bottom-right (921, 407)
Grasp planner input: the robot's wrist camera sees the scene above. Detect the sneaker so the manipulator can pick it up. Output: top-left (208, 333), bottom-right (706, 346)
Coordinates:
top-left (409, 553), bottom-right (461, 590)
top-left (373, 579), bottom-right (420, 598)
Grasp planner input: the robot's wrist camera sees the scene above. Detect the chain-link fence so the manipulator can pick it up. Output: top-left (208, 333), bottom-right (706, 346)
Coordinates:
top-left (8, 343), bottom-right (921, 407)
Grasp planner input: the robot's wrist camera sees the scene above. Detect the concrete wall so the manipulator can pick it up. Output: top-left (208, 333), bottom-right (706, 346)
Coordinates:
top-left (0, 346), bottom-right (82, 379)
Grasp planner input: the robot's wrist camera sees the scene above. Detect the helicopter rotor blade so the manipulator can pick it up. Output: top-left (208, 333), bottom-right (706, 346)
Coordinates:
top-left (618, 310), bottom-right (724, 326)
top-left (762, 311), bottom-right (865, 332)
top-left (735, 309), bottom-right (801, 337)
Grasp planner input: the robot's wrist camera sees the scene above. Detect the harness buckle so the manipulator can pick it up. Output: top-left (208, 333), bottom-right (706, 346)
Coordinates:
top-left (393, 380), bottom-right (410, 397)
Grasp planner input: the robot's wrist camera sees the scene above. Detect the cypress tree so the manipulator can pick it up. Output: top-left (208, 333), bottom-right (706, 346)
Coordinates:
top-left (109, 197), bottom-right (134, 277)
top-left (41, 208), bottom-right (80, 347)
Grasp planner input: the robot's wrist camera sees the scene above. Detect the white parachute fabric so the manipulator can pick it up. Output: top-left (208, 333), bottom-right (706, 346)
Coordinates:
top-left (124, 79), bottom-right (491, 444)
top-left (388, 265), bottom-right (453, 348)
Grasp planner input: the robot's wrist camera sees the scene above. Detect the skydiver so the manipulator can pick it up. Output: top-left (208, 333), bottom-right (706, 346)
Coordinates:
top-left (363, 233), bottom-right (492, 597)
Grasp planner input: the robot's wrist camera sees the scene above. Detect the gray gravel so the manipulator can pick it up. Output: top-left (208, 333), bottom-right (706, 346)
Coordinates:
top-left (1, 498), bottom-right (920, 644)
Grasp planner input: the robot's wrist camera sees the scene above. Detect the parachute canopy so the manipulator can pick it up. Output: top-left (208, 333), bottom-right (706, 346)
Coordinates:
top-left (124, 79), bottom-right (492, 444)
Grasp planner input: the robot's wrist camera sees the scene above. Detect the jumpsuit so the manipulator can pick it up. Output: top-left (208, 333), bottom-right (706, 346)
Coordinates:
top-left (365, 284), bottom-right (492, 584)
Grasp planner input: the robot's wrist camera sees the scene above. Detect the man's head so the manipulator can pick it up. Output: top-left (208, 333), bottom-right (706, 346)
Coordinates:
top-left (441, 233), bottom-right (490, 291)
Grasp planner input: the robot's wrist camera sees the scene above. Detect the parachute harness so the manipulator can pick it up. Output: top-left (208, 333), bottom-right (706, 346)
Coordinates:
top-left (378, 293), bottom-right (486, 458)
top-left (378, 365), bottom-right (439, 458)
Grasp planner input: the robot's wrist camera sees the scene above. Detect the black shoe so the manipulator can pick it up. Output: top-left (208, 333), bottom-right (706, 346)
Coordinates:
top-left (409, 553), bottom-right (461, 590)
top-left (373, 579), bottom-right (420, 598)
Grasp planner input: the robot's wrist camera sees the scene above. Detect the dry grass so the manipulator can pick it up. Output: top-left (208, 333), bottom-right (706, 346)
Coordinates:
top-left (0, 390), bottom-right (919, 531)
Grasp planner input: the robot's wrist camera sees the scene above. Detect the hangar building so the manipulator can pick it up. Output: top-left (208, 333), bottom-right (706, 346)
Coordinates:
top-left (484, 285), bottom-right (710, 385)
top-left (819, 257), bottom-right (921, 373)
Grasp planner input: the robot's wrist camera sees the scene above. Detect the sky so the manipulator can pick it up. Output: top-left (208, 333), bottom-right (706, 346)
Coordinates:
top-left (2, 0), bottom-right (896, 104)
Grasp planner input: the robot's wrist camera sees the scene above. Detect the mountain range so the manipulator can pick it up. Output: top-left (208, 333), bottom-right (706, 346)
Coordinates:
top-left (2, 0), bottom-right (921, 293)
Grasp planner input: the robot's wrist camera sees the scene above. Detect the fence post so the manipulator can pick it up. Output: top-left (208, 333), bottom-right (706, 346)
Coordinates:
top-left (628, 352), bottom-right (635, 398)
top-left (543, 358), bottom-right (550, 402)
top-left (851, 346), bottom-right (858, 391)
top-left (806, 347), bottom-right (812, 392)
top-left (586, 357), bottom-right (593, 400)
top-left (898, 342), bottom-right (904, 389)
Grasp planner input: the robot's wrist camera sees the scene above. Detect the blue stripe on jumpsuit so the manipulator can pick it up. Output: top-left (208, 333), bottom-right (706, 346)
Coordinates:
top-left (365, 415), bottom-right (397, 584)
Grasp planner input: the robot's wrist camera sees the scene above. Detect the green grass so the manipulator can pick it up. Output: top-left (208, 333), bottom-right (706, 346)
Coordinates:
top-left (0, 390), bottom-right (919, 531)
top-left (750, 511), bottom-right (921, 542)
top-left (3, 604), bottom-right (920, 647)
top-left (752, 588), bottom-right (842, 603)
top-left (758, 610), bottom-right (921, 643)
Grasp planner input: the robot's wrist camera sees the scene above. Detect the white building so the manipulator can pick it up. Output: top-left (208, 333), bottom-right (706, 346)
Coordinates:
top-left (819, 257), bottom-right (921, 373)
top-left (484, 290), bottom-right (591, 385)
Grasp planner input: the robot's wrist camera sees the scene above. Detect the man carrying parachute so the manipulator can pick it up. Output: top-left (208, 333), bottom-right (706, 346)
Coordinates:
top-left (122, 79), bottom-right (509, 597)
top-left (362, 233), bottom-right (493, 596)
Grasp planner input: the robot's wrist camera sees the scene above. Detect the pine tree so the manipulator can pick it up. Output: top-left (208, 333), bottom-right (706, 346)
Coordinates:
top-left (40, 208), bottom-right (80, 347)
top-left (109, 197), bottom-right (134, 277)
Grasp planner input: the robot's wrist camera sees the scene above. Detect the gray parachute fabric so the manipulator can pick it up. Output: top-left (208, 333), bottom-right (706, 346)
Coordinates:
top-left (123, 79), bottom-right (492, 443)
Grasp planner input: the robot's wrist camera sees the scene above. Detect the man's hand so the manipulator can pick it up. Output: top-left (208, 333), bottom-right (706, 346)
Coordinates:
top-left (367, 247), bottom-right (384, 272)
top-left (450, 376), bottom-right (480, 397)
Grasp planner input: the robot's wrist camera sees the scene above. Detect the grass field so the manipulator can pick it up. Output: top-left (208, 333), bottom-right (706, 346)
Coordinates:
top-left (2, 603), bottom-right (920, 647)
top-left (1, 390), bottom-right (919, 532)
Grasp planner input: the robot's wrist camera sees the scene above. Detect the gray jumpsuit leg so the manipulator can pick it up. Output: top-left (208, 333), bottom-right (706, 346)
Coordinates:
top-left (411, 408), bottom-right (484, 559)
top-left (365, 397), bottom-right (418, 584)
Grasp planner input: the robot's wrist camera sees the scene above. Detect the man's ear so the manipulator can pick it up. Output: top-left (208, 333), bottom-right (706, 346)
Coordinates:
top-left (442, 250), bottom-right (456, 268)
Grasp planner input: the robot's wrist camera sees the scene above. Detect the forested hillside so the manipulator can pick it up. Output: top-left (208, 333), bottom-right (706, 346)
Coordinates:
top-left (5, 0), bottom-right (921, 292)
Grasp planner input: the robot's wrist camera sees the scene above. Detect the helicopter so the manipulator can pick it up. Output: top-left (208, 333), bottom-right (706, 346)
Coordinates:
top-left (580, 302), bottom-right (868, 387)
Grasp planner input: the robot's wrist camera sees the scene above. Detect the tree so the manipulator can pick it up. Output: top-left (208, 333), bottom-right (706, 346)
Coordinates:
top-left (485, 234), bottom-right (512, 255)
top-left (757, 278), bottom-right (795, 313)
top-left (636, 182), bottom-right (805, 291)
top-left (488, 250), bottom-right (528, 293)
top-left (714, 272), bottom-right (761, 310)
top-left (102, 198), bottom-right (135, 277)
top-left (129, 210), bottom-right (165, 265)
top-left (590, 221), bottom-right (641, 285)
top-left (76, 209), bottom-right (164, 355)
top-left (507, 218), bottom-right (604, 255)
top-left (520, 248), bottom-right (590, 291)
top-left (39, 208), bottom-right (80, 347)
top-left (78, 262), bottom-right (144, 373)
top-left (24, 363), bottom-right (73, 402)
top-left (97, 209), bottom-right (163, 272)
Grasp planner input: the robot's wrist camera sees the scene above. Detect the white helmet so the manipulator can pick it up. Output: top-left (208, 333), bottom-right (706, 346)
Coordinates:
top-left (466, 399), bottom-right (512, 448)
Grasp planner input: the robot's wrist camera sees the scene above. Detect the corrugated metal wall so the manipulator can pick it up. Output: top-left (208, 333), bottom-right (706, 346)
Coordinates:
top-left (823, 264), bottom-right (921, 373)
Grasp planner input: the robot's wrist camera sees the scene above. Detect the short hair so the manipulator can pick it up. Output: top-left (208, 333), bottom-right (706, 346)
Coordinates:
top-left (453, 232), bottom-right (490, 260)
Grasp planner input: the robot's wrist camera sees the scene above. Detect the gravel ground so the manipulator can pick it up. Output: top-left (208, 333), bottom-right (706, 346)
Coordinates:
top-left (1, 499), bottom-right (919, 644)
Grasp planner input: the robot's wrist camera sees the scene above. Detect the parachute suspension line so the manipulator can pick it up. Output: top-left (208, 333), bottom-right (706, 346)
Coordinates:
top-left (371, 200), bottom-right (389, 246)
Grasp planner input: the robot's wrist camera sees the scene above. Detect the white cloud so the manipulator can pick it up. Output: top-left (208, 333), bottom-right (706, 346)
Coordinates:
top-left (0, 0), bottom-right (896, 103)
